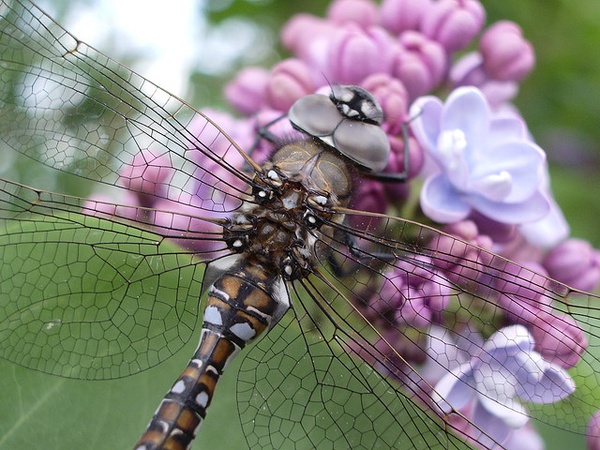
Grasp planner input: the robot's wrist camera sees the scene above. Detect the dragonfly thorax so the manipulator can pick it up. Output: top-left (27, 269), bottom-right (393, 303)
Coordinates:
top-left (224, 139), bottom-right (353, 280)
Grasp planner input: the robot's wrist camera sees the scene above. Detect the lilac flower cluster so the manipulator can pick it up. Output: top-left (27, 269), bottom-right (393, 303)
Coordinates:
top-left (99, 0), bottom-right (600, 448)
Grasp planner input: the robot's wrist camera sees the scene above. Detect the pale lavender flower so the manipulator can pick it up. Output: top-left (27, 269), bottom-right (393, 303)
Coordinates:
top-left (420, 0), bottom-right (486, 53)
top-left (410, 86), bottom-right (550, 225)
top-left (414, 325), bottom-right (483, 386)
top-left (379, 0), bottom-right (432, 35)
top-left (434, 325), bottom-right (576, 447)
top-left (515, 167), bottom-right (570, 248)
top-left (414, 325), bottom-right (547, 450)
top-left (392, 31), bottom-right (447, 100)
top-left (480, 21), bottom-right (535, 82)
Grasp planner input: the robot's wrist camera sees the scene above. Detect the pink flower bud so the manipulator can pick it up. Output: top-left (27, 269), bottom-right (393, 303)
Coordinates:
top-left (84, 193), bottom-right (140, 221)
top-left (392, 31), bottom-right (447, 99)
top-left (253, 109), bottom-right (302, 165)
top-left (327, 0), bottom-right (378, 28)
top-left (225, 66), bottom-right (270, 115)
top-left (327, 24), bottom-right (395, 84)
top-left (349, 179), bottom-right (386, 231)
top-left (153, 199), bottom-right (224, 254)
top-left (531, 311), bottom-right (587, 369)
top-left (430, 220), bottom-right (494, 284)
top-left (119, 149), bottom-right (173, 207)
top-left (450, 52), bottom-right (519, 106)
top-left (395, 287), bottom-right (430, 328)
top-left (281, 14), bottom-right (337, 69)
top-left (421, 0), bottom-right (485, 53)
top-left (188, 110), bottom-right (253, 211)
top-left (469, 210), bottom-right (517, 244)
top-left (587, 410), bottom-right (600, 450)
top-left (265, 59), bottom-right (316, 112)
top-left (385, 133), bottom-right (423, 181)
top-left (379, 0), bottom-right (432, 35)
top-left (544, 238), bottom-right (600, 292)
top-left (495, 261), bottom-right (552, 324)
top-left (282, 14), bottom-right (327, 51)
top-left (480, 21), bottom-right (535, 82)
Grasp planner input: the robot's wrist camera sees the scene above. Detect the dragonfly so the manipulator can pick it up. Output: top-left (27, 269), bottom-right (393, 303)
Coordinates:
top-left (0, 1), bottom-right (599, 449)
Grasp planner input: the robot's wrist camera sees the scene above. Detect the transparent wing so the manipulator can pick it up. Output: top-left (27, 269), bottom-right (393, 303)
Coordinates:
top-left (0, 0), bottom-right (253, 209)
top-left (237, 210), bottom-right (600, 448)
top-left (0, 0), bottom-right (253, 379)
top-left (238, 282), bottom-right (472, 450)
top-left (0, 179), bottom-right (214, 379)
top-left (2, 1), bottom-right (599, 450)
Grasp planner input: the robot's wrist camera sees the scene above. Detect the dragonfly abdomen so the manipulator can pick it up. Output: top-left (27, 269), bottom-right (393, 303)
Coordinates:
top-left (134, 258), bottom-right (289, 450)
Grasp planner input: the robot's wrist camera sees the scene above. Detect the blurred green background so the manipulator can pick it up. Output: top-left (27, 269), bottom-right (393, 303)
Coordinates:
top-left (1, 1), bottom-right (599, 449)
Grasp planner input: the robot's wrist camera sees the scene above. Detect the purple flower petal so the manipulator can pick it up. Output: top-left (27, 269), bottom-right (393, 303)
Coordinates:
top-left (470, 400), bottom-right (513, 446)
top-left (434, 363), bottom-right (477, 413)
top-left (483, 325), bottom-right (535, 357)
top-left (468, 189), bottom-right (549, 224)
top-left (470, 141), bottom-right (545, 202)
top-left (441, 87), bottom-right (490, 154)
top-left (433, 324), bottom-right (575, 439)
top-left (514, 356), bottom-right (576, 403)
top-left (411, 86), bottom-right (559, 228)
top-left (410, 95), bottom-right (443, 153)
top-left (488, 116), bottom-right (527, 145)
top-left (420, 173), bottom-right (471, 222)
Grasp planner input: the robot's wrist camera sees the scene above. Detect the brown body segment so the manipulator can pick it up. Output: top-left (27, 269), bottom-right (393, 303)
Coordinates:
top-left (134, 258), bottom-right (288, 450)
top-left (134, 140), bottom-right (355, 449)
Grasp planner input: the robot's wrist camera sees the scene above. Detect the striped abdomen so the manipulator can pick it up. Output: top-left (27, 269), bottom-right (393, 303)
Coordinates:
top-left (134, 258), bottom-right (289, 450)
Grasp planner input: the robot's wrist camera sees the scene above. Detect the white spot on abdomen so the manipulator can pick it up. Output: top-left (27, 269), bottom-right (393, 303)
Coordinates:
top-left (195, 391), bottom-right (210, 409)
top-left (230, 322), bottom-right (256, 341)
top-left (171, 379), bottom-right (186, 395)
top-left (203, 305), bottom-right (222, 326)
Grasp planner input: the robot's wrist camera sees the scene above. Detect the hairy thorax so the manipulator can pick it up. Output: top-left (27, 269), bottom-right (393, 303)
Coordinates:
top-left (224, 139), bottom-right (355, 279)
